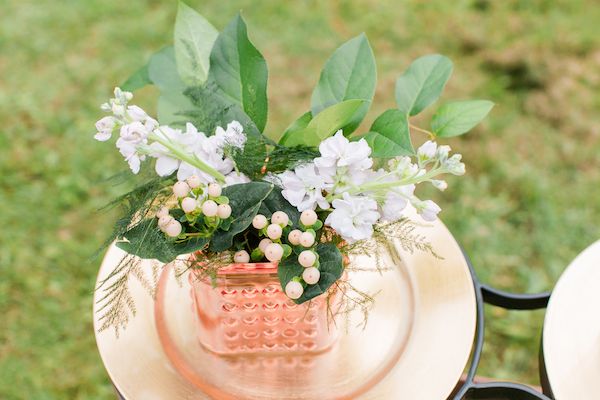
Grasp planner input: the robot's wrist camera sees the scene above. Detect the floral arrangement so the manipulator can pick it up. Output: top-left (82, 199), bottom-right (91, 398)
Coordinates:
top-left (95, 3), bottom-right (492, 332)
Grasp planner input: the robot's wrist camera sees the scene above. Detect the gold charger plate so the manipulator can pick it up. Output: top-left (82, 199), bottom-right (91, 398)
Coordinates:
top-left (543, 240), bottom-right (600, 400)
top-left (94, 211), bottom-right (476, 399)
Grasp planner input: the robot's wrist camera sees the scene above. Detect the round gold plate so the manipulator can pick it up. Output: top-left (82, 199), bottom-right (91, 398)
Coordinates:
top-left (543, 240), bottom-right (600, 400)
top-left (94, 211), bottom-right (476, 399)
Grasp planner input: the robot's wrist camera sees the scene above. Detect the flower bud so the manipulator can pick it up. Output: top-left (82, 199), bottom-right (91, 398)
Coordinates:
top-left (234, 250), bottom-right (250, 263)
top-left (271, 211), bottom-right (289, 226)
top-left (181, 197), bottom-right (197, 213)
top-left (187, 175), bottom-right (202, 189)
top-left (217, 204), bottom-right (232, 219)
top-left (266, 224), bottom-right (283, 240)
top-left (287, 229), bottom-right (302, 246)
top-left (298, 250), bottom-right (316, 268)
top-left (285, 281), bottom-right (304, 300)
top-left (302, 267), bottom-right (320, 285)
top-left (207, 183), bottom-right (222, 197)
top-left (299, 231), bottom-right (315, 248)
top-left (173, 181), bottom-right (190, 198)
top-left (300, 209), bottom-right (318, 226)
top-left (164, 220), bottom-right (182, 237)
top-left (252, 214), bottom-right (268, 229)
top-left (265, 243), bottom-right (284, 262)
top-left (202, 200), bottom-right (218, 217)
top-left (417, 140), bottom-right (437, 161)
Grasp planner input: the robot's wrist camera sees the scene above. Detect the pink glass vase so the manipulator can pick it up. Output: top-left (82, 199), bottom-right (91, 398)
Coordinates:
top-left (189, 261), bottom-right (339, 356)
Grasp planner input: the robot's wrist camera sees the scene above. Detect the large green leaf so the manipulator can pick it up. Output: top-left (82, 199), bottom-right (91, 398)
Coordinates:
top-left (116, 219), bottom-right (178, 263)
top-left (209, 14), bottom-right (268, 132)
top-left (280, 99), bottom-right (366, 147)
top-left (174, 2), bottom-right (218, 85)
top-left (121, 64), bottom-right (151, 92)
top-left (278, 243), bottom-right (344, 304)
top-left (395, 54), bottom-right (453, 116)
top-left (363, 109), bottom-right (414, 158)
top-left (311, 34), bottom-right (376, 134)
top-left (148, 46), bottom-right (185, 93)
top-left (431, 100), bottom-right (494, 137)
top-left (208, 182), bottom-right (273, 251)
top-left (278, 111), bottom-right (312, 144)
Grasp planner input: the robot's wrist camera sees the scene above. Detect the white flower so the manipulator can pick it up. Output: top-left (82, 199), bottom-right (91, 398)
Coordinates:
top-left (436, 145), bottom-right (451, 162)
top-left (380, 184), bottom-right (415, 221)
top-left (315, 131), bottom-right (372, 174)
top-left (325, 193), bottom-right (380, 242)
top-left (126, 105), bottom-right (149, 122)
top-left (431, 179), bottom-right (448, 191)
top-left (205, 120), bottom-right (247, 154)
top-left (94, 116), bottom-right (116, 141)
top-left (417, 140), bottom-right (437, 163)
top-left (388, 156), bottom-right (422, 180)
top-left (415, 199), bottom-right (441, 221)
top-left (224, 171), bottom-right (251, 186)
top-left (278, 163), bottom-right (331, 212)
top-left (115, 121), bottom-right (150, 173)
top-left (444, 154), bottom-right (465, 175)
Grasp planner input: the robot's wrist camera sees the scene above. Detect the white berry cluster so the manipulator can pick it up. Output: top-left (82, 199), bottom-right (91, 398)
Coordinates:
top-left (273, 131), bottom-right (466, 243)
top-left (156, 178), bottom-right (231, 238)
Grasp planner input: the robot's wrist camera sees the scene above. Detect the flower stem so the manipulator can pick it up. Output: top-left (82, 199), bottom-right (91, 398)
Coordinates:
top-left (409, 123), bottom-right (436, 140)
top-left (151, 130), bottom-right (226, 183)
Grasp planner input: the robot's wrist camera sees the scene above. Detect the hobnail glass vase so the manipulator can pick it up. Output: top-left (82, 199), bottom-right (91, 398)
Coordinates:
top-left (189, 261), bottom-right (339, 356)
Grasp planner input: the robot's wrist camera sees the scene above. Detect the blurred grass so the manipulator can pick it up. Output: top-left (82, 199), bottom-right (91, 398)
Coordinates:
top-left (1, 0), bottom-right (599, 398)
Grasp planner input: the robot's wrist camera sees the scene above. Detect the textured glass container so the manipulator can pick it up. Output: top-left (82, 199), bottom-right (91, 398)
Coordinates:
top-left (189, 261), bottom-right (339, 356)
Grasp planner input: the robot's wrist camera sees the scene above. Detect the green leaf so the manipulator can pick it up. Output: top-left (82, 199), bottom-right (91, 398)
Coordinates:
top-left (278, 243), bottom-right (344, 304)
top-left (174, 2), bottom-right (218, 85)
top-left (209, 14), bottom-right (268, 132)
top-left (121, 64), bottom-right (151, 92)
top-left (278, 111), bottom-right (312, 144)
top-left (395, 54), bottom-right (453, 116)
top-left (431, 100), bottom-right (494, 137)
top-left (157, 90), bottom-right (195, 126)
top-left (208, 182), bottom-right (273, 251)
top-left (280, 99), bottom-right (366, 147)
top-left (363, 109), bottom-right (414, 158)
top-left (311, 33), bottom-right (376, 134)
top-left (172, 236), bottom-right (209, 255)
top-left (148, 46), bottom-right (185, 93)
top-left (258, 187), bottom-right (301, 228)
top-left (116, 219), bottom-right (177, 263)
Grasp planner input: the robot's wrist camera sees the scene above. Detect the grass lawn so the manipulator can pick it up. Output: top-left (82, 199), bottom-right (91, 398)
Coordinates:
top-left (1, 0), bottom-right (599, 398)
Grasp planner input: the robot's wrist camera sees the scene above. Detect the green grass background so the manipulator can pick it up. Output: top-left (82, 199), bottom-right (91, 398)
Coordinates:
top-left (1, 0), bottom-right (599, 398)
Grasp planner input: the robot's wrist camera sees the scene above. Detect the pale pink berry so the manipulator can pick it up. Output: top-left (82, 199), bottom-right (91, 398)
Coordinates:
top-left (271, 211), bottom-right (289, 226)
top-left (252, 214), bottom-right (268, 229)
top-left (217, 204), bottom-right (232, 219)
top-left (298, 250), bottom-right (316, 268)
top-left (187, 175), bottom-right (202, 189)
top-left (207, 183), bottom-right (222, 197)
top-left (265, 243), bottom-right (284, 262)
top-left (181, 197), bottom-right (197, 213)
top-left (258, 238), bottom-right (272, 252)
top-left (300, 209), bottom-right (318, 226)
top-left (234, 250), bottom-right (250, 263)
top-left (300, 231), bottom-right (315, 247)
top-left (164, 220), bottom-right (182, 237)
top-left (158, 215), bottom-right (173, 230)
top-left (302, 267), bottom-right (320, 284)
top-left (266, 224), bottom-right (283, 240)
top-left (173, 181), bottom-right (190, 198)
top-left (285, 281), bottom-right (304, 300)
top-left (156, 206), bottom-right (170, 218)
top-left (287, 229), bottom-right (302, 246)
top-left (201, 200), bottom-right (218, 217)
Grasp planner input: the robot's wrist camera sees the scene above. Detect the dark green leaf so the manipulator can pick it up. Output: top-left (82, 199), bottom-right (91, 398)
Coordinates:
top-left (311, 33), bottom-right (376, 134)
top-left (280, 99), bottom-right (366, 147)
top-left (171, 236), bottom-right (209, 254)
top-left (278, 243), bottom-right (343, 304)
top-left (209, 14), bottom-right (268, 132)
top-left (174, 1), bottom-right (218, 85)
top-left (431, 100), bottom-right (494, 137)
top-left (208, 182), bottom-right (273, 251)
top-left (116, 219), bottom-right (178, 263)
top-left (121, 64), bottom-right (151, 92)
top-left (363, 109), bottom-right (414, 158)
top-left (395, 54), bottom-right (453, 116)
